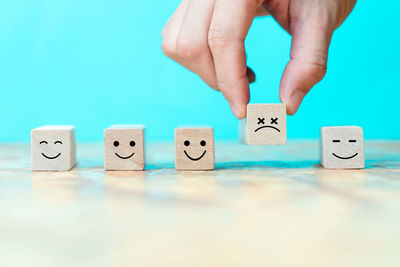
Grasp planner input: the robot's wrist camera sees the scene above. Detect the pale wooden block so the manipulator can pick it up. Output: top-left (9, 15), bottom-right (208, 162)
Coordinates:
top-left (175, 127), bottom-right (215, 170)
top-left (240, 103), bottom-right (287, 145)
top-left (320, 126), bottom-right (365, 169)
top-left (31, 126), bottom-right (76, 171)
top-left (104, 125), bottom-right (145, 171)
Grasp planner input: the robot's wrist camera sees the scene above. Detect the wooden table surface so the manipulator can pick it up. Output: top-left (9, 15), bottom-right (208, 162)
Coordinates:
top-left (0, 141), bottom-right (399, 267)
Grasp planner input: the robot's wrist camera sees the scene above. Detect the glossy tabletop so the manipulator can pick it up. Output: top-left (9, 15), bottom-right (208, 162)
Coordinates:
top-left (0, 141), bottom-right (399, 267)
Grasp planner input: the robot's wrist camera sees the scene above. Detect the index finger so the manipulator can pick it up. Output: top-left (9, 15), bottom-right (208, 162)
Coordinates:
top-left (208, 0), bottom-right (259, 118)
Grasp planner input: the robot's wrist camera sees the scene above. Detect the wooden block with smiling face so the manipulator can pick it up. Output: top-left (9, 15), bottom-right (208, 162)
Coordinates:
top-left (31, 126), bottom-right (76, 171)
top-left (175, 127), bottom-right (215, 170)
top-left (104, 125), bottom-right (145, 171)
top-left (320, 126), bottom-right (365, 169)
top-left (240, 103), bottom-right (287, 145)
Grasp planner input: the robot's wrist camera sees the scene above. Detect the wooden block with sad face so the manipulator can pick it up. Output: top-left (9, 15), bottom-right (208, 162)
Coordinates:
top-left (240, 104), bottom-right (287, 145)
top-left (104, 125), bottom-right (145, 171)
top-left (31, 126), bottom-right (76, 171)
top-left (320, 126), bottom-right (365, 169)
top-left (175, 127), bottom-right (215, 170)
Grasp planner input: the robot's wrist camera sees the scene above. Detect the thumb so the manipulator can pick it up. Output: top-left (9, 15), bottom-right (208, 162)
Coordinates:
top-left (280, 21), bottom-right (333, 115)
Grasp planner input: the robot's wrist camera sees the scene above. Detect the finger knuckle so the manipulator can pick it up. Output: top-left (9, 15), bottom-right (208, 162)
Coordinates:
top-left (205, 81), bottom-right (219, 91)
top-left (307, 58), bottom-right (327, 80)
top-left (299, 53), bottom-right (328, 81)
top-left (217, 79), bottom-right (230, 89)
top-left (301, 63), bottom-right (327, 85)
top-left (161, 39), bottom-right (176, 58)
top-left (176, 38), bottom-right (204, 60)
top-left (216, 79), bottom-right (235, 99)
top-left (208, 25), bottom-right (230, 49)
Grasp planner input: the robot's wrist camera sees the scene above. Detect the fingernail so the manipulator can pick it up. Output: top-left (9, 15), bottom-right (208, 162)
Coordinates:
top-left (229, 101), bottom-right (246, 119)
top-left (246, 67), bottom-right (256, 84)
top-left (280, 90), bottom-right (290, 104)
top-left (287, 90), bottom-right (306, 115)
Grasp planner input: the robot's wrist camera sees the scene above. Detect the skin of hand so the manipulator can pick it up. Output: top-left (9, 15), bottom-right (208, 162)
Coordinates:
top-left (162, 0), bottom-right (357, 118)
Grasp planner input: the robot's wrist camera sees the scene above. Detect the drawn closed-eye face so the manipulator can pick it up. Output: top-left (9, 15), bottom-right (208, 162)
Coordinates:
top-left (254, 117), bottom-right (280, 133)
top-left (183, 140), bottom-right (207, 161)
top-left (113, 140), bottom-right (136, 159)
top-left (331, 139), bottom-right (359, 160)
top-left (40, 140), bottom-right (63, 159)
top-left (321, 126), bottom-right (364, 169)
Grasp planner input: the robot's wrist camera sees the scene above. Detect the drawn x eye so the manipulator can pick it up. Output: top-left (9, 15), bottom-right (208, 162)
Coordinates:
top-left (257, 118), bottom-right (265, 125)
top-left (271, 118), bottom-right (278, 125)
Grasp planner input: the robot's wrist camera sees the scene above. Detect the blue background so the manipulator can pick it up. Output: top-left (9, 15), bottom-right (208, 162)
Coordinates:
top-left (0, 0), bottom-right (398, 142)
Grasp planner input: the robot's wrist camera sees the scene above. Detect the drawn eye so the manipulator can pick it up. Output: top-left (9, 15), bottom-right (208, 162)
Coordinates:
top-left (349, 140), bottom-right (356, 143)
top-left (113, 141), bottom-right (120, 147)
top-left (54, 141), bottom-right (62, 144)
top-left (332, 140), bottom-right (340, 143)
top-left (200, 140), bottom-right (206, 146)
top-left (271, 118), bottom-right (278, 125)
top-left (130, 141), bottom-right (136, 147)
top-left (257, 118), bottom-right (265, 125)
top-left (184, 140), bottom-right (190, 146)
top-left (39, 141), bottom-right (48, 144)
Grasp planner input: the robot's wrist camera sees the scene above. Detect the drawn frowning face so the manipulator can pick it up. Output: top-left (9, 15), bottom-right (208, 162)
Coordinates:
top-left (245, 104), bottom-right (287, 145)
top-left (254, 116), bottom-right (281, 133)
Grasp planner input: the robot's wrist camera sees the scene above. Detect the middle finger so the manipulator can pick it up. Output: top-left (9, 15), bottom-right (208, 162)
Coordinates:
top-left (176, 0), bottom-right (219, 90)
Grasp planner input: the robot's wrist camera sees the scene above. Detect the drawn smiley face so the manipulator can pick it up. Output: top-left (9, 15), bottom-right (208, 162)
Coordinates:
top-left (104, 126), bottom-right (145, 171)
top-left (175, 127), bottom-right (215, 170)
top-left (113, 140), bottom-right (136, 159)
top-left (31, 125), bottom-right (76, 171)
top-left (331, 139), bottom-right (359, 160)
top-left (40, 140), bottom-right (63, 159)
top-left (183, 139), bottom-right (207, 161)
top-left (321, 126), bottom-right (365, 169)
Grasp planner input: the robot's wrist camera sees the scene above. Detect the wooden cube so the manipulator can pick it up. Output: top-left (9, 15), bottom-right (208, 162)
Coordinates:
top-left (320, 126), bottom-right (365, 169)
top-left (31, 126), bottom-right (76, 171)
top-left (240, 103), bottom-right (287, 145)
top-left (104, 125), bottom-right (145, 171)
top-left (175, 127), bottom-right (214, 170)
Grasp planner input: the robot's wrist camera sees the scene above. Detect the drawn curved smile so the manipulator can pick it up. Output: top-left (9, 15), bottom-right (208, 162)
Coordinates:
top-left (332, 153), bottom-right (358, 160)
top-left (42, 153), bottom-right (61, 160)
top-left (115, 152), bottom-right (135, 159)
top-left (255, 126), bottom-right (280, 132)
top-left (184, 150), bottom-right (207, 161)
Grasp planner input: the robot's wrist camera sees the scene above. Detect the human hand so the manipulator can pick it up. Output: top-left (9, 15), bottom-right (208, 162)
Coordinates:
top-left (162, 0), bottom-right (357, 118)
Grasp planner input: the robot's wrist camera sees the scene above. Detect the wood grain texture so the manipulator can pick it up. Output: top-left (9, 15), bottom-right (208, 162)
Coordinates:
top-left (240, 103), bottom-right (287, 145)
top-left (104, 125), bottom-right (145, 170)
top-left (31, 126), bottom-right (76, 171)
top-left (1, 141), bottom-right (399, 266)
top-left (175, 127), bottom-right (214, 170)
top-left (321, 126), bottom-right (365, 169)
